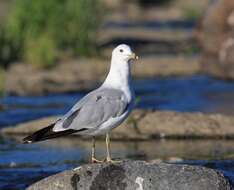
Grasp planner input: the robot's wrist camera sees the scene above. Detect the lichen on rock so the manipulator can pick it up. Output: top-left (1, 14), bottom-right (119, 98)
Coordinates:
top-left (26, 160), bottom-right (232, 190)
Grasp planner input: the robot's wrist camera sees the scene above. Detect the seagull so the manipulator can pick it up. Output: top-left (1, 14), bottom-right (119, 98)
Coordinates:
top-left (23, 44), bottom-right (138, 163)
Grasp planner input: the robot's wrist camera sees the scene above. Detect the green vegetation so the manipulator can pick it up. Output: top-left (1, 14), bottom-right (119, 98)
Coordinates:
top-left (1, 0), bottom-right (102, 68)
top-left (24, 33), bottom-right (57, 68)
top-left (182, 6), bottom-right (203, 21)
top-left (184, 44), bottom-right (201, 56)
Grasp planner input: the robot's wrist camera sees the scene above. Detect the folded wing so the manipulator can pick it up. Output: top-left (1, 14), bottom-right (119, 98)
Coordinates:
top-left (53, 88), bottom-right (129, 132)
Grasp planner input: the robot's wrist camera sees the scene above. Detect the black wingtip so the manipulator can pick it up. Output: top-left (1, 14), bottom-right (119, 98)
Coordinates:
top-left (22, 123), bottom-right (83, 144)
top-left (22, 136), bottom-right (34, 144)
top-left (22, 123), bottom-right (56, 144)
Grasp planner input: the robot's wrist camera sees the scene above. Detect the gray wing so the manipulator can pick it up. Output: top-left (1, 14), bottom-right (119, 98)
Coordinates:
top-left (53, 88), bottom-right (129, 132)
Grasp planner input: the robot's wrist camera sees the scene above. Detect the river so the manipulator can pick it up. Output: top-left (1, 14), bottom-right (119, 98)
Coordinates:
top-left (1, 75), bottom-right (234, 189)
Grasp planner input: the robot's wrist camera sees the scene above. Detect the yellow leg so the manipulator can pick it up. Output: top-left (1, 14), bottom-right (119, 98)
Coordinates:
top-left (91, 136), bottom-right (102, 163)
top-left (106, 133), bottom-right (121, 163)
top-left (106, 133), bottom-right (111, 162)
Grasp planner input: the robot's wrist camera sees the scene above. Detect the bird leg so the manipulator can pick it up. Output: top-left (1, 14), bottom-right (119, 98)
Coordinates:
top-left (105, 133), bottom-right (121, 163)
top-left (91, 136), bottom-right (103, 163)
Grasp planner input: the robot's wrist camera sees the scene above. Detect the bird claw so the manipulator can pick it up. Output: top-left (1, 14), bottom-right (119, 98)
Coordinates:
top-left (73, 166), bottom-right (82, 171)
top-left (105, 158), bottom-right (122, 164)
top-left (91, 157), bottom-right (103, 163)
top-left (91, 157), bottom-right (122, 164)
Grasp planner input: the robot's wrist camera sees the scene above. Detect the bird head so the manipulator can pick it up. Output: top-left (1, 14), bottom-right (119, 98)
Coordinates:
top-left (112, 44), bottom-right (138, 63)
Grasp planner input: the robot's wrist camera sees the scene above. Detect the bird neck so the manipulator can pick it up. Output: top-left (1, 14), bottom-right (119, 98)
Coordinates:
top-left (102, 58), bottom-right (132, 92)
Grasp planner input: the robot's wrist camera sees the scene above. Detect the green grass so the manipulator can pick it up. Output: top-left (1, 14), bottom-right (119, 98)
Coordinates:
top-left (1, 0), bottom-right (103, 68)
top-left (24, 33), bottom-right (57, 68)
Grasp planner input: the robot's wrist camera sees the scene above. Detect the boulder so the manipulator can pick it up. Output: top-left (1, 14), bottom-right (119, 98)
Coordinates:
top-left (198, 0), bottom-right (234, 79)
top-left (2, 110), bottom-right (234, 139)
top-left (0, 103), bottom-right (5, 111)
top-left (4, 60), bottom-right (106, 96)
top-left (26, 160), bottom-right (232, 190)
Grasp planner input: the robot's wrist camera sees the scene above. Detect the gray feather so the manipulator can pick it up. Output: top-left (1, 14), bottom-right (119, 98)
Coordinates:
top-left (54, 88), bottom-right (129, 131)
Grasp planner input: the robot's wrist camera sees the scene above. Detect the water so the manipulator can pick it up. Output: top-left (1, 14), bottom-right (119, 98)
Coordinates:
top-left (1, 137), bottom-right (234, 189)
top-left (1, 75), bottom-right (234, 189)
top-left (1, 75), bottom-right (234, 127)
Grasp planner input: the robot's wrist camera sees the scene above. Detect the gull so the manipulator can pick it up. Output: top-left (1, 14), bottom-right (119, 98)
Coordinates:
top-left (23, 44), bottom-right (138, 163)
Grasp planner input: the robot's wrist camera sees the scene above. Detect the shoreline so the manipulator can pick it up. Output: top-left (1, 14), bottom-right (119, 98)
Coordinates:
top-left (2, 109), bottom-right (234, 140)
top-left (4, 56), bottom-right (200, 96)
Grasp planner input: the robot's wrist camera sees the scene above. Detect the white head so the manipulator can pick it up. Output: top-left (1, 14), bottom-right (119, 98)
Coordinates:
top-left (112, 44), bottom-right (138, 63)
top-left (102, 44), bottom-right (138, 90)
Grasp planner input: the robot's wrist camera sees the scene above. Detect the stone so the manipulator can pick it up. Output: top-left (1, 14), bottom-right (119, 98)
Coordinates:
top-left (4, 57), bottom-right (199, 96)
top-left (4, 60), bottom-right (106, 96)
top-left (198, 0), bottom-right (234, 79)
top-left (26, 160), bottom-right (232, 190)
top-left (2, 110), bottom-right (234, 139)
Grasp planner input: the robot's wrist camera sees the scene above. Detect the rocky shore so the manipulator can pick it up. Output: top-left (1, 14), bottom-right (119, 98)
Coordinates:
top-left (2, 110), bottom-right (234, 139)
top-left (4, 56), bottom-right (199, 96)
top-left (26, 160), bottom-right (232, 190)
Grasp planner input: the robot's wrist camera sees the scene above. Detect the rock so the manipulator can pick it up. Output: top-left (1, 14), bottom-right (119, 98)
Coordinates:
top-left (4, 59), bottom-right (106, 96)
top-left (2, 110), bottom-right (234, 139)
top-left (0, 103), bottom-right (5, 111)
top-left (1, 116), bottom-right (59, 135)
top-left (4, 57), bottom-right (199, 96)
top-left (198, 0), bottom-right (234, 79)
top-left (26, 160), bottom-right (232, 190)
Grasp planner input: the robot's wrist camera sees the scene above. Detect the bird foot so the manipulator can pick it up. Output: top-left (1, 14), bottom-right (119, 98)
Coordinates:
top-left (91, 157), bottom-right (103, 163)
top-left (73, 166), bottom-right (82, 171)
top-left (105, 158), bottom-right (122, 164)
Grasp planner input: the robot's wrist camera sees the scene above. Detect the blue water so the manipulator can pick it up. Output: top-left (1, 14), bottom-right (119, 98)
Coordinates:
top-left (1, 75), bottom-right (234, 127)
top-left (1, 75), bottom-right (234, 189)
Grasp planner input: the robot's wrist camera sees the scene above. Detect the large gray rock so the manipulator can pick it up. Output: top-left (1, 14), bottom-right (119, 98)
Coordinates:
top-left (27, 160), bottom-right (232, 190)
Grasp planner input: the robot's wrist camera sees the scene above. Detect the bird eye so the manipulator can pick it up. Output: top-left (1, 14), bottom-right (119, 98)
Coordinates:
top-left (120, 49), bottom-right (123, 53)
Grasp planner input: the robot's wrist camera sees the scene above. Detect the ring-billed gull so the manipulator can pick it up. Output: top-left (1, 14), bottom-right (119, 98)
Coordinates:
top-left (23, 44), bottom-right (138, 163)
